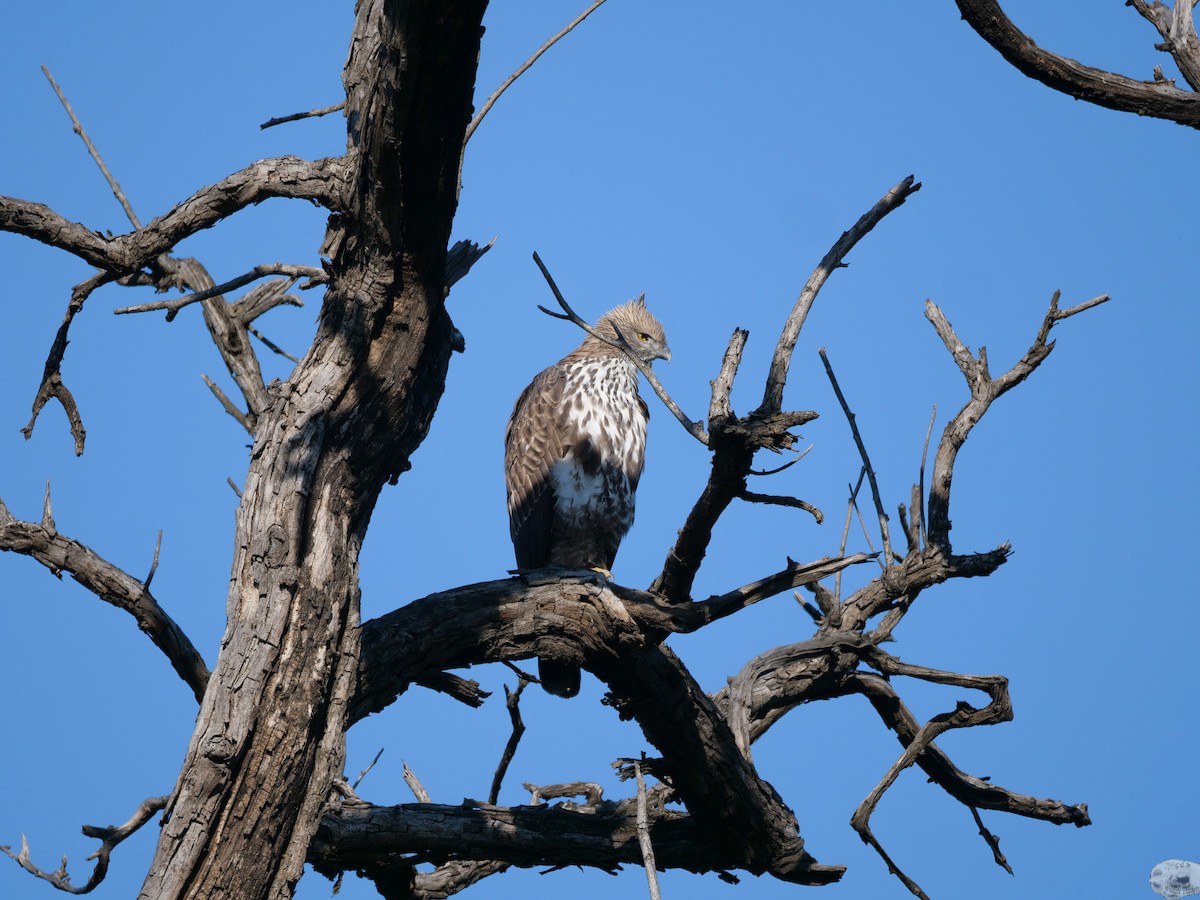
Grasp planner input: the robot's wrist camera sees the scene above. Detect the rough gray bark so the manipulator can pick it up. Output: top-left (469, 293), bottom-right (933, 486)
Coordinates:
top-left (134, 3), bottom-right (487, 898)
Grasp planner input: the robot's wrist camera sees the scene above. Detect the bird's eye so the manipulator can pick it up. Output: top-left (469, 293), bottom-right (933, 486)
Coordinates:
top-left (637, 333), bottom-right (649, 342)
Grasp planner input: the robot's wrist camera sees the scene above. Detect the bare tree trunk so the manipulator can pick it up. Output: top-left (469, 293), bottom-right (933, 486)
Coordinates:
top-left (137, 3), bottom-right (487, 897)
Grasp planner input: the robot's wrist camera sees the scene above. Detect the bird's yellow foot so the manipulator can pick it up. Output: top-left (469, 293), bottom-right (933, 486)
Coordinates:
top-left (589, 566), bottom-right (613, 584)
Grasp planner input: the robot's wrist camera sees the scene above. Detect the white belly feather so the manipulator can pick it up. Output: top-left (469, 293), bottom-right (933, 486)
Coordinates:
top-left (551, 359), bottom-right (645, 529)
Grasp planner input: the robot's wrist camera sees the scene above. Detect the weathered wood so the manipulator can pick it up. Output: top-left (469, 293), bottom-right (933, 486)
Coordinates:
top-left (956, 0), bottom-right (1200, 129)
top-left (136, 3), bottom-right (487, 898)
top-left (310, 802), bottom-right (727, 875)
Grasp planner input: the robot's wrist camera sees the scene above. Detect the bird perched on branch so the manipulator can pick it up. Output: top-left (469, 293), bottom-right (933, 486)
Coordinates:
top-left (504, 298), bottom-right (671, 697)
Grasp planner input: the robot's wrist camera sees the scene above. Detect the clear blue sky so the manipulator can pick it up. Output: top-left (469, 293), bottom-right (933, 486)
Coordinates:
top-left (2, 3), bottom-right (1196, 899)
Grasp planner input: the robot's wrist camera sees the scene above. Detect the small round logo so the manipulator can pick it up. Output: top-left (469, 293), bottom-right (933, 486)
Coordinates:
top-left (1151, 860), bottom-right (1200, 899)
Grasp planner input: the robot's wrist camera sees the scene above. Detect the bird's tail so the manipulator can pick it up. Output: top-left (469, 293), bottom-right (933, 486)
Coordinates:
top-left (538, 657), bottom-right (581, 698)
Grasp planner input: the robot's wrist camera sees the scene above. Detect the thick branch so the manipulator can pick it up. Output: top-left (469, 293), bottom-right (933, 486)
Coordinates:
top-left (956, 0), bottom-right (1200, 128)
top-left (352, 561), bottom-right (865, 723)
top-left (138, 5), bottom-right (488, 896)
top-left (311, 802), bottom-right (737, 877)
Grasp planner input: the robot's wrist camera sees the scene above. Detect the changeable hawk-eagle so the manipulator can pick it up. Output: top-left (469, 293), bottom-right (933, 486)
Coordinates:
top-left (504, 298), bottom-right (671, 697)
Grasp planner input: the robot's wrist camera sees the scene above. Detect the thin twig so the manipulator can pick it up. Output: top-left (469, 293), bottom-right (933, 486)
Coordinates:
top-left (924, 290), bottom-right (1110, 547)
top-left (201, 375), bottom-right (253, 434)
top-left (144, 530), bottom-right (163, 589)
top-left (41, 66), bottom-right (142, 229)
top-left (969, 806), bottom-right (1013, 875)
top-left (230, 278), bottom-right (306, 324)
top-left (41, 481), bottom-right (55, 533)
top-left (634, 760), bottom-right (663, 900)
top-left (693, 553), bottom-right (874, 624)
top-left (918, 404), bottom-right (936, 549)
top-left (352, 748), bottom-right (385, 791)
top-left (463, 0), bottom-right (609, 144)
top-left (851, 492), bottom-right (879, 560)
top-left (749, 445), bottom-right (810, 476)
top-left (820, 348), bottom-right (893, 568)
top-left (501, 659), bottom-right (537, 683)
top-left (532, 251), bottom-right (707, 444)
top-left (835, 468), bottom-right (867, 605)
top-left (226, 477), bottom-right (243, 499)
top-left (247, 325), bottom-right (300, 363)
top-left (260, 101), bottom-right (346, 130)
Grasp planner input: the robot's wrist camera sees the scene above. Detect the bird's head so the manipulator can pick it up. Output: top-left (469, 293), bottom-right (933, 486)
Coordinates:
top-left (594, 295), bottom-right (671, 366)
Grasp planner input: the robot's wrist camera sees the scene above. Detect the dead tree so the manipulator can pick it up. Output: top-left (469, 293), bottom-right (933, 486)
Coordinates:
top-left (2, 2), bottom-right (1193, 898)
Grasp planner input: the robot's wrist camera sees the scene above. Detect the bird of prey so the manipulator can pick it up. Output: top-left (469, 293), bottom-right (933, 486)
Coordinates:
top-left (504, 298), bottom-right (671, 697)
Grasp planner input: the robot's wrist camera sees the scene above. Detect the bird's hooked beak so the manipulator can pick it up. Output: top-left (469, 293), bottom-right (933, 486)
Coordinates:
top-left (657, 345), bottom-right (672, 364)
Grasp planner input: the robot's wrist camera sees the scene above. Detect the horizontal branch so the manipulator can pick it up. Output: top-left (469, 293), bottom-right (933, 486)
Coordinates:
top-left (260, 101), bottom-right (346, 131)
top-left (737, 489), bottom-right (822, 522)
top-left (352, 553), bottom-right (865, 723)
top-left (311, 801), bottom-right (735, 877)
top-left (686, 554), bottom-right (872, 625)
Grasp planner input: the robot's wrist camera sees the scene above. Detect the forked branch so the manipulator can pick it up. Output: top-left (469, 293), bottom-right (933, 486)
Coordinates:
top-left (1, 796), bottom-right (167, 895)
top-left (653, 176), bottom-right (917, 602)
top-left (925, 290), bottom-right (1109, 548)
